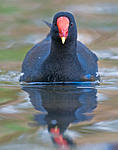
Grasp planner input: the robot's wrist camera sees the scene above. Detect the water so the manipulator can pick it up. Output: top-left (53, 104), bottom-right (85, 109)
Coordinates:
top-left (0, 0), bottom-right (118, 149)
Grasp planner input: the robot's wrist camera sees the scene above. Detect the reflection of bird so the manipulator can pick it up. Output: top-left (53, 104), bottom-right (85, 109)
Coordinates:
top-left (22, 86), bottom-right (97, 149)
top-left (20, 12), bottom-right (100, 82)
top-left (22, 86), bottom-right (97, 133)
top-left (50, 126), bottom-right (75, 149)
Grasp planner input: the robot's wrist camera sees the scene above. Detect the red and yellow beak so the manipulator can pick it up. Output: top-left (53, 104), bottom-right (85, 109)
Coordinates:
top-left (57, 17), bottom-right (69, 44)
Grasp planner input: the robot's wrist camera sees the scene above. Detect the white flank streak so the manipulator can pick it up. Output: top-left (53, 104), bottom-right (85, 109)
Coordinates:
top-left (96, 72), bottom-right (100, 77)
top-left (20, 72), bottom-right (24, 76)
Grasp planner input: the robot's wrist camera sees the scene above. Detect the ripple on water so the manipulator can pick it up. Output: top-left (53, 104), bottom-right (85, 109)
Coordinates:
top-left (0, 105), bottom-right (22, 114)
top-left (93, 50), bottom-right (118, 60)
top-left (66, 3), bottom-right (118, 15)
top-left (98, 67), bottom-right (118, 86)
top-left (82, 119), bottom-right (118, 133)
top-left (97, 93), bottom-right (108, 101)
top-left (78, 143), bottom-right (114, 150)
top-left (99, 67), bottom-right (118, 77)
top-left (78, 33), bottom-right (99, 45)
top-left (24, 34), bottom-right (46, 45)
top-left (0, 70), bottom-right (20, 84)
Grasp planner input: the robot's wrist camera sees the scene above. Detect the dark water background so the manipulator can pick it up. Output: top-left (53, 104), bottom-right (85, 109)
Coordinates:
top-left (0, 0), bottom-right (118, 149)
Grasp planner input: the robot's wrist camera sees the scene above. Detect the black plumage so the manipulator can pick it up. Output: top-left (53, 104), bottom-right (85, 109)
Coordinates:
top-left (20, 12), bottom-right (100, 82)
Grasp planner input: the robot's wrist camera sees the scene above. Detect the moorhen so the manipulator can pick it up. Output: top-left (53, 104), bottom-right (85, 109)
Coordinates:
top-left (19, 12), bottom-right (100, 82)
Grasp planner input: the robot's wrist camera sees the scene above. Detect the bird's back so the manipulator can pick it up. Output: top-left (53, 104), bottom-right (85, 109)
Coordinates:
top-left (19, 37), bottom-right (51, 82)
top-left (77, 41), bottom-right (99, 79)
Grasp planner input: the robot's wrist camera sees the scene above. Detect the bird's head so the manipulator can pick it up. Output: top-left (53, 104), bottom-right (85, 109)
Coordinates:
top-left (50, 12), bottom-right (77, 45)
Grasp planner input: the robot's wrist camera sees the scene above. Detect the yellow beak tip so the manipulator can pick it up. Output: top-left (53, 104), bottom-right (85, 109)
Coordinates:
top-left (61, 37), bottom-right (66, 44)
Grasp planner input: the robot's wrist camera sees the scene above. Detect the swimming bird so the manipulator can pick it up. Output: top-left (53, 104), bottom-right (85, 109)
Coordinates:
top-left (19, 12), bottom-right (100, 82)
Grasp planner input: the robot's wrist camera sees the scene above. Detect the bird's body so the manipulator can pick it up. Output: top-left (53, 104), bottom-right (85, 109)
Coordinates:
top-left (20, 12), bottom-right (100, 83)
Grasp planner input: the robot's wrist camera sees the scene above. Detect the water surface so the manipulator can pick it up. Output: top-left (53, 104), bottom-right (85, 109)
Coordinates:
top-left (0, 0), bottom-right (118, 149)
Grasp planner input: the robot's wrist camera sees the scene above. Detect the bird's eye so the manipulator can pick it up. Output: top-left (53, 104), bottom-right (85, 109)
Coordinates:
top-left (70, 22), bottom-right (73, 27)
top-left (54, 23), bottom-right (57, 26)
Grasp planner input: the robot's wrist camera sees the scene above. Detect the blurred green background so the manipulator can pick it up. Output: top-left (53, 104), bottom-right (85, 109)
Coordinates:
top-left (0, 0), bottom-right (118, 71)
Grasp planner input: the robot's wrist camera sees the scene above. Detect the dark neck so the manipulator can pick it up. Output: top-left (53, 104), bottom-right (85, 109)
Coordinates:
top-left (49, 39), bottom-right (77, 59)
